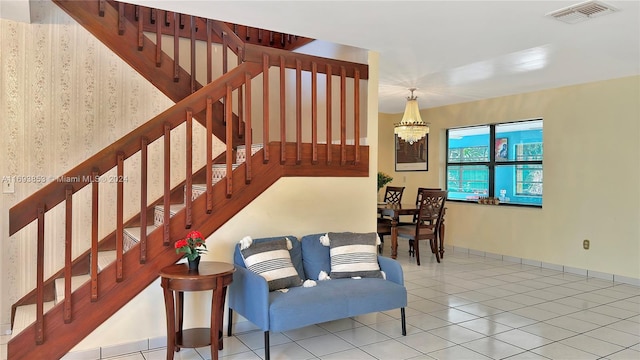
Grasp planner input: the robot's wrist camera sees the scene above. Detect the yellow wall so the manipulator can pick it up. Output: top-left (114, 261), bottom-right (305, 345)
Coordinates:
top-left (379, 76), bottom-right (640, 279)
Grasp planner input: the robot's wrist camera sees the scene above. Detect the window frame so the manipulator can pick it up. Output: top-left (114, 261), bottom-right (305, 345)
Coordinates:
top-left (446, 119), bottom-right (543, 207)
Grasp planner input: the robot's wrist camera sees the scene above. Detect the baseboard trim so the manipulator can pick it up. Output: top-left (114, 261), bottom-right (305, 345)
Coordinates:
top-left (451, 246), bottom-right (640, 287)
top-left (62, 336), bottom-right (167, 360)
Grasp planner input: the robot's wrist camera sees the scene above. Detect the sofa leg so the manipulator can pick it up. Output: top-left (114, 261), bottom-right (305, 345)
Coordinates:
top-left (401, 308), bottom-right (406, 336)
top-left (264, 331), bottom-right (270, 360)
top-left (227, 308), bottom-right (233, 337)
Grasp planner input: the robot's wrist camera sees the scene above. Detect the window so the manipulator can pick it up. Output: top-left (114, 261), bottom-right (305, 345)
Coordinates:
top-left (446, 119), bottom-right (543, 206)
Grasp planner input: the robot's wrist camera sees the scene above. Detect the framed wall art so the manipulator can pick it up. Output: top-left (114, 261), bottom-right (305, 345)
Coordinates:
top-left (395, 135), bottom-right (428, 171)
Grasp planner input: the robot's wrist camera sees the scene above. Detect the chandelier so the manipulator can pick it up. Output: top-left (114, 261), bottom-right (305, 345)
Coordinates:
top-left (394, 88), bottom-right (429, 145)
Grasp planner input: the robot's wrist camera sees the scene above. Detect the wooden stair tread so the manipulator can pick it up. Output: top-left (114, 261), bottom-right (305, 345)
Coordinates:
top-left (123, 225), bottom-right (157, 240)
top-left (97, 250), bottom-right (117, 272)
top-left (54, 275), bottom-right (91, 304)
top-left (11, 302), bottom-right (55, 338)
top-left (154, 203), bottom-right (185, 213)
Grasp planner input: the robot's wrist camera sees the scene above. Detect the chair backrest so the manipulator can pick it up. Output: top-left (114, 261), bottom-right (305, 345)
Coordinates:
top-left (413, 187), bottom-right (441, 222)
top-left (384, 186), bottom-right (405, 204)
top-left (415, 189), bottom-right (447, 237)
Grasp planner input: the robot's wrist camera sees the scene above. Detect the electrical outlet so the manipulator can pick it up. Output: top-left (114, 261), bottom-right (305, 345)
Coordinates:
top-left (583, 239), bottom-right (590, 250)
top-left (3, 179), bottom-right (14, 194)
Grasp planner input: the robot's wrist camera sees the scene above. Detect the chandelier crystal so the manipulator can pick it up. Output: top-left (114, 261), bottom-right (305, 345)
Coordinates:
top-left (394, 88), bottom-right (429, 144)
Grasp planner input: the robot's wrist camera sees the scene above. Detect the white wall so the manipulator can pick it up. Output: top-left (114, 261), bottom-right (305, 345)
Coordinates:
top-left (379, 76), bottom-right (640, 279)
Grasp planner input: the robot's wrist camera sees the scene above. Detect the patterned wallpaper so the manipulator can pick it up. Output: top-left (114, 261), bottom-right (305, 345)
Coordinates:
top-left (0, 1), bottom-right (222, 328)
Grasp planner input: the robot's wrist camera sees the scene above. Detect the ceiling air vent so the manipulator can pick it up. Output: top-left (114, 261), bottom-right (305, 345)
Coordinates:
top-left (546, 1), bottom-right (618, 24)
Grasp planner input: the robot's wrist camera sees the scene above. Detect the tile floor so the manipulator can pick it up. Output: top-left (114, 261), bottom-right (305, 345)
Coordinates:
top-left (2, 243), bottom-right (639, 360)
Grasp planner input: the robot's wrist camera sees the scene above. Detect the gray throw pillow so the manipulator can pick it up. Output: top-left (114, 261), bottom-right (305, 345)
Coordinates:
top-left (329, 232), bottom-right (382, 279)
top-left (241, 238), bottom-right (303, 291)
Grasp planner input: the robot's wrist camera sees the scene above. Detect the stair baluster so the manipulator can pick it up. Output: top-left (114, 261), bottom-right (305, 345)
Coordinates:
top-left (354, 69), bottom-right (361, 164)
top-left (244, 72), bottom-right (253, 184)
top-left (36, 205), bottom-right (45, 344)
top-left (296, 59), bottom-right (302, 164)
top-left (262, 53), bottom-right (270, 164)
top-left (225, 84), bottom-right (233, 198)
top-left (91, 169), bottom-right (99, 302)
top-left (116, 152), bottom-right (125, 282)
top-left (340, 66), bottom-right (347, 166)
top-left (279, 55), bottom-right (286, 164)
top-left (206, 98), bottom-right (214, 213)
top-left (190, 15), bottom-right (196, 93)
top-left (163, 123), bottom-right (171, 245)
top-left (185, 109), bottom-right (193, 228)
top-left (326, 63), bottom-right (333, 165)
top-left (155, 9), bottom-right (162, 66)
top-left (173, 12), bottom-right (180, 81)
top-left (64, 186), bottom-right (73, 323)
top-left (312, 62), bottom-right (318, 165)
top-left (136, 6), bottom-right (143, 50)
top-left (140, 137), bottom-right (148, 263)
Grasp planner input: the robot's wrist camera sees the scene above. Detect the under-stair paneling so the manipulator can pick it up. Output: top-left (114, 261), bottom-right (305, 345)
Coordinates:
top-left (0, 1), bottom-right (226, 330)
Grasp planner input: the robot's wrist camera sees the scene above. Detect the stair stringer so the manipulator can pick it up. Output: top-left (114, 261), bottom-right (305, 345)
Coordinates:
top-left (7, 150), bottom-right (285, 360)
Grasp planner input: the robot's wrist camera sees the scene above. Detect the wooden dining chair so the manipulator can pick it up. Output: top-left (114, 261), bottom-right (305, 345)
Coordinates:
top-left (397, 189), bottom-right (447, 265)
top-left (377, 186), bottom-right (405, 253)
top-left (405, 187), bottom-right (441, 256)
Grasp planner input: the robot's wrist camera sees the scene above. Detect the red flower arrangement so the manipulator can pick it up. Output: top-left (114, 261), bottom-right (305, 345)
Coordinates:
top-left (174, 230), bottom-right (207, 261)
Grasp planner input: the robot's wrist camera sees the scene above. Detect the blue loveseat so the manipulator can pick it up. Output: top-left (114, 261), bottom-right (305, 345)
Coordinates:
top-left (226, 233), bottom-right (407, 360)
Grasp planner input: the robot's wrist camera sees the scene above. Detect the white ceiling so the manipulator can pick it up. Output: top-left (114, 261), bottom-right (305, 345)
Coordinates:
top-left (5, 0), bottom-right (639, 113)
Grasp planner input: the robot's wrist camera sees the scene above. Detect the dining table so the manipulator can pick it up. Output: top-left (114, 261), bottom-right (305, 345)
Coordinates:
top-left (377, 203), bottom-right (446, 260)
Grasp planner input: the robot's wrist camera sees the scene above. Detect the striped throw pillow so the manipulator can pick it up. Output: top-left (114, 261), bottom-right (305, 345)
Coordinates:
top-left (329, 232), bottom-right (382, 279)
top-left (241, 238), bottom-right (303, 291)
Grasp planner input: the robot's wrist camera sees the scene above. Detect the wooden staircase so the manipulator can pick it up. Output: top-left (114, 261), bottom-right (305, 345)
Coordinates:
top-left (7, 1), bottom-right (369, 359)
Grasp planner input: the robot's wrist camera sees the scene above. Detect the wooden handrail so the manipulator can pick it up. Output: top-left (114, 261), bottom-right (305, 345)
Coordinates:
top-left (244, 43), bottom-right (369, 79)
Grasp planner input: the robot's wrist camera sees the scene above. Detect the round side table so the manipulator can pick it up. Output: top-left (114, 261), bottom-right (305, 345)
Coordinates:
top-left (160, 261), bottom-right (235, 360)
